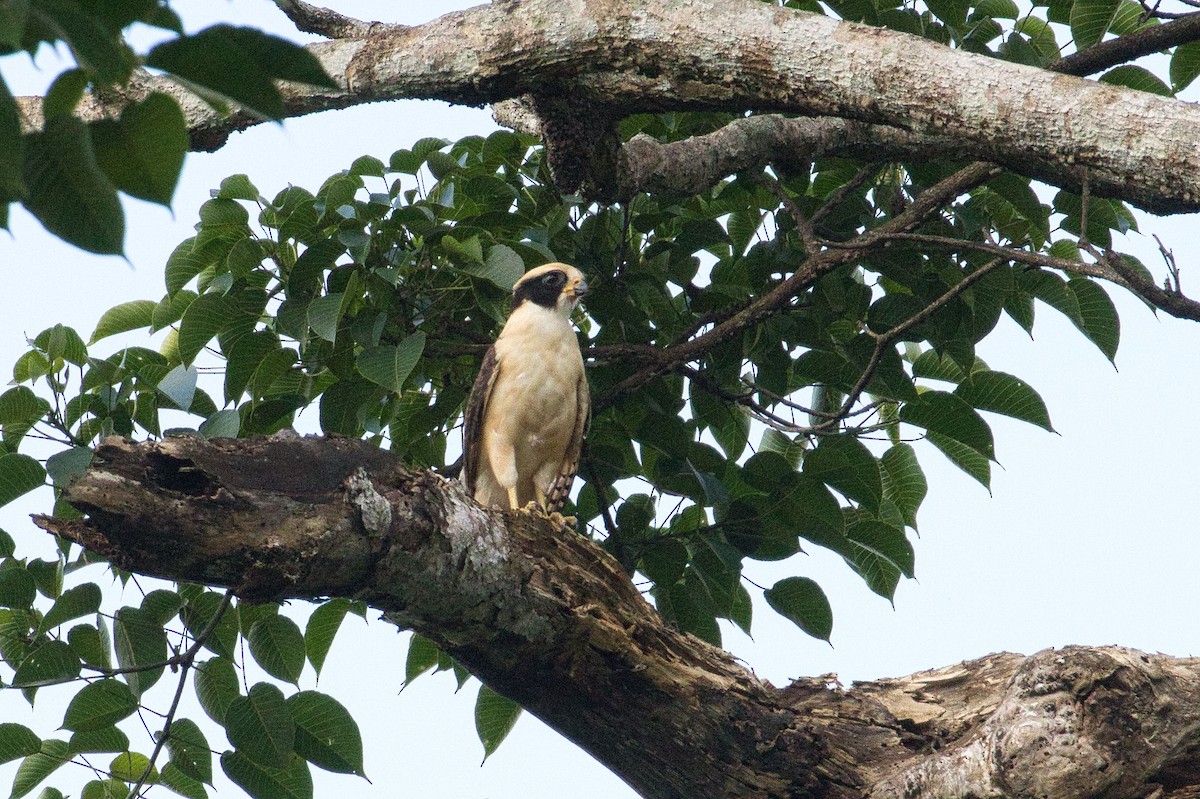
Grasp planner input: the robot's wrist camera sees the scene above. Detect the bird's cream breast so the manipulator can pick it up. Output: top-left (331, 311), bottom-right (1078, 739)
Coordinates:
top-left (489, 305), bottom-right (583, 452)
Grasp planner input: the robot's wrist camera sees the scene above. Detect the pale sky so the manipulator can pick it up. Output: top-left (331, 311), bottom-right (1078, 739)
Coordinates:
top-left (2, 3), bottom-right (1199, 798)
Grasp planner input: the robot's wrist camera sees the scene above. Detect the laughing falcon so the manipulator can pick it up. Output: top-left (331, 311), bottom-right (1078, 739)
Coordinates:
top-left (463, 263), bottom-right (590, 512)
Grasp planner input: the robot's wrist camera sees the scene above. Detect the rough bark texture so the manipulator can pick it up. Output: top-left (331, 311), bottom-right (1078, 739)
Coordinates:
top-left (15, 0), bottom-right (1200, 213)
top-left (36, 435), bottom-right (1200, 799)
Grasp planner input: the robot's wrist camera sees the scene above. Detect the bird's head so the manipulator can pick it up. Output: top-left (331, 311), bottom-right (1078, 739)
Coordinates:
top-left (511, 263), bottom-right (589, 318)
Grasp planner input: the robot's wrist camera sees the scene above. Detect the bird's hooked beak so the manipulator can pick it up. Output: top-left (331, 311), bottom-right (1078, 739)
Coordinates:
top-left (571, 277), bottom-right (589, 299)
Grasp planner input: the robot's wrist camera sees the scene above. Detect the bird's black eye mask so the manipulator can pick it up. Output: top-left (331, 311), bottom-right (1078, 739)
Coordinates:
top-left (513, 270), bottom-right (567, 309)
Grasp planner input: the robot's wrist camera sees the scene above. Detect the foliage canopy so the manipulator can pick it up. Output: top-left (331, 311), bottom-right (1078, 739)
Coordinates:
top-left (1, 0), bottom-right (1195, 797)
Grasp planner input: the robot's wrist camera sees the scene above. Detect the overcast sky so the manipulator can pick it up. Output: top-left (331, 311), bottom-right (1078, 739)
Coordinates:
top-left (2, 3), bottom-right (1199, 798)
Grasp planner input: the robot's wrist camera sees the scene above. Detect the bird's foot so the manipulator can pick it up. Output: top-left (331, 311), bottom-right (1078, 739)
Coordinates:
top-left (549, 512), bottom-right (578, 530)
top-left (519, 502), bottom-right (577, 530)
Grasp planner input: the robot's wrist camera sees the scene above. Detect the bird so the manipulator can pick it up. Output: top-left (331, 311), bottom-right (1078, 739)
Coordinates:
top-left (462, 262), bottom-right (590, 514)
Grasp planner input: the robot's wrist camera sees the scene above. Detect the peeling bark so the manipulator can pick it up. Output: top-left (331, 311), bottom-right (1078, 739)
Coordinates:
top-left (36, 435), bottom-right (1200, 799)
top-left (14, 0), bottom-right (1200, 212)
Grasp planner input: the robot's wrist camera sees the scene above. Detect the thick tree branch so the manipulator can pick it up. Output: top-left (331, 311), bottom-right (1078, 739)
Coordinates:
top-left (15, 0), bottom-right (1200, 212)
top-left (33, 435), bottom-right (1200, 799)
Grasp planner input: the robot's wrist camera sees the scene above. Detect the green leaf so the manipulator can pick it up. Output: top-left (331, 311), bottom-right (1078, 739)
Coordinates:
top-left (355, 333), bottom-right (426, 393)
top-left (41, 582), bottom-right (102, 632)
top-left (113, 606), bottom-right (167, 698)
top-left (43, 69), bottom-right (89, 121)
top-left (1098, 65), bottom-right (1171, 95)
top-left (1070, 0), bottom-right (1119, 48)
top-left (318, 378), bottom-right (374, 436)
top-left (158, 364), bottom-right (198, 411)
top-left (138, 589), bottom-right (183, 622)
top-left (161, 762), bottom-right (209, 799)
top-left (194, 657), bottom-right (240, 725)
top-left (927, 431), bottom-right (991, 488)
top-left (181, 592), bottom-right (237, 660)
top-left (110, 751), bottom-right (156, 782)
top-left (880, 444), bottom-right (927, 529)
top-left (21, 115), bottom-right (123, 255)
top-left (67, 623), bottom-right (110, 670)
top-left (177, 293), bottom-right (234, 365)
top-left (69, 726), bottom-right (129, 755)
top-left (36, 0), bottom-right (134, 81)
top-left (12, 640), bottom-right (80, 687)
top-left (224, 332), bottom-right (277, 403)
top-left (900, 391), bottom-right (994, 459)
top-left (0, 387), bottom-right (50, 430)
top-left (306, 294), bottom-right (344, 343)
top-left (248, 616), bottom-right (306, 684)
top-left (0, 569), bottom-right (35, 610)
top-left (89, 301), bottom-right (156, 344)
top-left (62, 679), bottom-right (137, 732)
top-left (480, 244), bottom-right (525, 289)
top-left (165, 719), bottom-right (212, 784)
top-left (89, 92), bottom-right (187, 205)
top-left (286, 691), bottom-right (365, 776)
top-left (200, 409), bottom-right (241, 439)
top-left (147, 25), bottom-right (336, 120)
top-left (165, 240), bottom-right (215, 296)
top-left (475, 684), bottom-right (522, 760)
top-left (0, 75), bottom-right (25, 202)
top-left (954, 371), bottom-right (1054, 431)
top-left (763, 577), bottom-right (833, 641)
top-left (45, 447), bottom-right (93, 489)
top-left (1170, 41), bottom-right (1200, 92)
top-left (801, 434), bottom-right (882, 513)
top-left (403, 633), bottom-right (439, 685)
top-left (225, 683), bottom-right (294, 769)
top-left (843, 519), bottom-right (914, 599)
top-left (10, 739), bottom-right (69, 799)
top-left (220, 752), bottom-right (312, 799)
top-left (1067, 278), bottom-right (1119, 362)
top-left (81, 778), bottom-right (129, 799)
top-left (27, 558), bottom-right (62, 599)
top-left (0, 725), bottom-right (41, 766)
top-left (304, 599), bottom-right (351, 676)
top-left (35, 324), bottom-right (88, 366)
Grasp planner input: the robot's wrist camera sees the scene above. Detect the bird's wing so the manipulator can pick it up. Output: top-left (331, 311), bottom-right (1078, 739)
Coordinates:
top-left (462, 345), bottom-right (500, 495)
top-left (546, 364), bottom-right (590, 513)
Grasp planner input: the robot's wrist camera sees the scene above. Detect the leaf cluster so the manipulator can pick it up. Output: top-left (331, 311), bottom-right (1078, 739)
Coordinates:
top-left (0, 538), bottom-right (369, 799)
top-left (0, 1), bottom-right (335, 254)
top-left (0, 0), bottom-right (1179, 781)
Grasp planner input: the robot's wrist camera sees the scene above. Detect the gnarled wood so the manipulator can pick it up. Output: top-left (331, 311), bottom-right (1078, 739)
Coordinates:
top-left (35, 435), bottom-right (1200, 799)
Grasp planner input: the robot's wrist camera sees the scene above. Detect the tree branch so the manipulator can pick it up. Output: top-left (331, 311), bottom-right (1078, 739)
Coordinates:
top-left (271, 0), bottom-right (379, 39)
top-left (16, 0), bottom-right (1200, 212)
top-left (34, 435), bottom-right (1200, 799)
top-left (1056, 9), bottom-right (1200, 75)
top-left (854, 232), bottom-right (1200, 322)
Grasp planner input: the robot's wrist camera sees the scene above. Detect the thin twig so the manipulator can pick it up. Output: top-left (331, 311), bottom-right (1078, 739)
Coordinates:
top-left (810, 164), bottom-right (880, 229)
top-left (130, 590), bottom-right (235, 799)
top-left (809, 258), bottom-right (1003, 434)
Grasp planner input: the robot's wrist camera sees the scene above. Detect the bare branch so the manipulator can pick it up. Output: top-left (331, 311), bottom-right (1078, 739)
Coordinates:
top-left (271, 0), bottom-right (379, 38)
top-left (1054, 10), bottom-right (1200, 74)
top-left (852, 232), bottom-right (1200, 322)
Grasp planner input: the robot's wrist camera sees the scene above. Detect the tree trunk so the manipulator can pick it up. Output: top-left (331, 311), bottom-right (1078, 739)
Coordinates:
top-left (37, 435), bottom-right (1200, 799)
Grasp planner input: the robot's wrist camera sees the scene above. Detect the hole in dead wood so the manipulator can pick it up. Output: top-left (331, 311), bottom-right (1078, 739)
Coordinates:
top-left (147, 453), bottom-right (220, 497)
